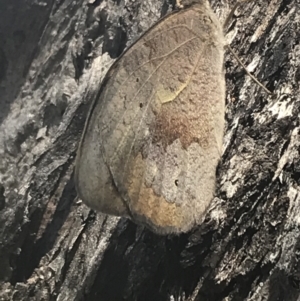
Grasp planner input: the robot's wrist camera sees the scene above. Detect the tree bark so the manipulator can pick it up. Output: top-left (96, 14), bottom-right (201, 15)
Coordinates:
top-left (0, 0), bottom-right (299, 300)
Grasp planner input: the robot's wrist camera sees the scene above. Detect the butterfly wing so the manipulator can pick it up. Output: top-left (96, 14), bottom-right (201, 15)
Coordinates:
top-left (76, 4), bottom-right (225, 234)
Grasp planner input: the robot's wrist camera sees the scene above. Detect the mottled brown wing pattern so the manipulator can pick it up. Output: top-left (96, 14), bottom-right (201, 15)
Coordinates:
top-left (75, 3), bottom-right (225, 234)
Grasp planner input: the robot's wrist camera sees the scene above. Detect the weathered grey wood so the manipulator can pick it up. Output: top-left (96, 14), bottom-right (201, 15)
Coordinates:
top-left (0, 0), bottom-right (299, 300)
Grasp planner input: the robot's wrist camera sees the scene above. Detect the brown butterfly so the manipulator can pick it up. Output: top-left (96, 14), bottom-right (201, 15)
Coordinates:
top-left (75, 0), bottom-right (225, 234)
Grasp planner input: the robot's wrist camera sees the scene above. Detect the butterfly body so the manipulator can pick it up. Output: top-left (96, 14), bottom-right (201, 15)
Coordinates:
top-left (75, 0), bottom-right (225, 234)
